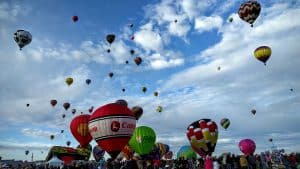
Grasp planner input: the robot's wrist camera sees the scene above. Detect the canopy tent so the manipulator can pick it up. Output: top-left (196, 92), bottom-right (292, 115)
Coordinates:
top-left (47, 156), bottom-right (64, 167)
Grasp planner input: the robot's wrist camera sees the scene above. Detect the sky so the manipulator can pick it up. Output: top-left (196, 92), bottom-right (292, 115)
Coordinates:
top-left (0, 0), bottom-right (300, 161)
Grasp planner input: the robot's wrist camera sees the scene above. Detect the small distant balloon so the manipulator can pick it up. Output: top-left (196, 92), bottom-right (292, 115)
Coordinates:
top-left (130, 49), bottom-right (135, 55)
top-left (229, 17), bottom-right (233, 22)
top-left (220, 118), bottom-right (230, 129)
top-left (131, 35), bottom-right (135, 40)
top-left (131, 106), bottom-right (143, 120)
top-left (217, 66), bottom-right (221, 71)
top-left (106, 34), bottom-right (115, 44)
top-left (134, 57), bottom-right (142, 66)
top-left (125, 60), bottom-right (129, 64)
top-left (269, 138), bottom-right (273, 142)
top-left (254, 46), bottom-right (272, 65)
top-left (25, 150), bottom-right (29, 155)
top-left (61, 130), bottom-right (64, 133)
top-left (156, 106), bottom-right (163, 113)
top-left (129, 24), bottom-right (134, 28)
top-left (62, 114), bottom-right (66, 118)
top-left (66, 141), bottom-right (71, 146)
top-left (122, 88), bottom-right (126, 92)
top-left (50, 135), bottom-right (55, 140)
top-left (65, 77), bottom-right (73, 86)
top-left (251, 109), bottom-right (256, 115)
top-left (71, 109), bottom-right (76, 115)
top-left (108, 72), bottom-right (114, 78)
top-left (174, 19), bottom-right (178, 23)
top-left (72, 15), bottom-right (79, 22)
top-left (86, 79), bottom-right (91, 85)
top-left (107, 49), bottom-right (111, 53)
top-left (88, 106), bottom-right (94, 113)
top-left (154, 91), bottom-right (159, 97)
top-left (26, 103), bottom-right (30, 107)
top-left (115, 99), bottom-right (128, 107)
top-left (50, 100), bottom-right (57, 107)
top-left (290, 88), bottom-right (294, 92)
top-left (63, 102), bottom-right (70, 110)
top-left (142, 86), bottom-right (147, 93)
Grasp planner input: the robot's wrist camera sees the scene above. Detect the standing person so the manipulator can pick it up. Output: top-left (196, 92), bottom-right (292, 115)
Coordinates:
top-left (205, 156), bottom-right (213, 169)
top-left (240, 155), bottom-right (248, 169)
top-left (213, 157), bottom-right (220, 169)
top-left (247, 154), bottom-right (257, 169)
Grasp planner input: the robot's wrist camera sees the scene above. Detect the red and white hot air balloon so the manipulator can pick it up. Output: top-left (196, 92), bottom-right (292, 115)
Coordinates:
top-left (88, 103), bottom-right (136, 159)
top-left (70, 114), bottom-right (93, 148)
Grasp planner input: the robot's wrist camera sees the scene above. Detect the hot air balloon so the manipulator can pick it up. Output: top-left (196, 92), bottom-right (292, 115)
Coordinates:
top-left (220, 118), bottom-right (230, 129)
top-left (251, 109), bottom-right (256, 115)
top-left (174, 19), bottom-right (178, 23)
top-left (156, 106), bottom-right (163, 113)
top-left (61, 130), bottom-right (64, 133)
top-left (142, 86), bottom-right (147, 93)
top-left (177, 146), bottom-right (197, 160)
top-left (106, 34), bottom-right (115, 44)
top-left (86, 79), bottom-right (91, 85)
top-left (50, 100), bottom-right (57, 107)
top-left (121, 145), bottom-right (134, 160)
top-left (93, 145), bottom-right (105, 162)
top-left (66, 141), bottom-right (71, 146)
top-left (125, 61), bottom-right (129, 64)
top-left (129, 24), bottom-right (134, 28)
top-left (154, 91), bottom-right (159, 97)
top-left (88, 106), bottom-right (94, 113)
top-left (131, 106), bottom-right (143, 120)
top-left (70, 114), bottom-right (93, 147)
top-left (165, 151), bottom-right (173, 160)
top-left (128, 126), bottom-right (156, 155)
top-left (155, 143), bottom-right (169, 158)
top-left (107, 49), bottom-right (111, 53)
top-left (217, 66), bottom-right (221, 71)
top-left (108, 72), bottom-right (114, 78)
top-left (186, 119), bottom-right (218, 157)
top-left (239, 139), bottom-right (256, 155)
top-left (88, 103), bottom-right (136, 159)
top-left (122, 88), bottom-right (126, 92)
top-left (65, 77), bottom-right (73, 86)
top-left (63, 102), bottom-right (70, 111)
top-left (25, 150), bottom-right (30, 155)
top-left (50, 135), bottom-right (55, 140)
top-left (62, 114), bottom-right (66, 118)
top-left (254, 46), bottom-right (272, 65)
top-left (115, 99), bottom-right (128, 107)
top-left (134, 57), bottom-right (142, 66)
top-left (130, 49), bottom-right (135, 55)
top-left (13, 30), bottom-right (32, 50)
top-left (229, 17), bottom-right (233, 23)
top-left (72, 109), bottom-right (76, 115)
top-left (72, 15), bottom-right (79, 22)
top-left (269, 138), bottom-right (273, 142)
top-left (26, 103), bottom-right (30, 107)
top-left (131, 35), bottom-right (135, 40)
top-left (290, 88), bottom-right (294, 92)
top-left (238, 1), bottom-right (261, 27)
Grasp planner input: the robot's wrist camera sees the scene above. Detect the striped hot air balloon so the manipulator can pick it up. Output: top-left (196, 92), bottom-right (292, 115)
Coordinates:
top-left (70, 114), bottom-right (93, 147)
top-left (238, 1), bottom-right (261, 27)
top-left (220, 118), bottom-right (230, 129)
top-left (254, 46), bottom-right (272, 65)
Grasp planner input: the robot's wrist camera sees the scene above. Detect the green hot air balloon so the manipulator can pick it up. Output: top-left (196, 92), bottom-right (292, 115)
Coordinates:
top-left (177, 145), bottom-right (197, 160)
top-left (129, 126), bottom-right (156, 155)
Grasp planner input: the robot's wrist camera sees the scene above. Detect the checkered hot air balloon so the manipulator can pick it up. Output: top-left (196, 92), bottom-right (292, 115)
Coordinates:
top-left (238, 1), bottom-right (261, 27)
top-left (186, 119), bottom-right (218, 157)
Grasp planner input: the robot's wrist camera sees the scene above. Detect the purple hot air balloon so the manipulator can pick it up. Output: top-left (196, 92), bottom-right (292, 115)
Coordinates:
top-left (239, 139), bottom-right (256, 155)
top-left (93, 145), bottom-right (105, 162)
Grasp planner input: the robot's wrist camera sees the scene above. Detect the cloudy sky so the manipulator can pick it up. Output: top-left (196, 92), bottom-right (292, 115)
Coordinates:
top-left (0, 0), bottom-right (299, 161)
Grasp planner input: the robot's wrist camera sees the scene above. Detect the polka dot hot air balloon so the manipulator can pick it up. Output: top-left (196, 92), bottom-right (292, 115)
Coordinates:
top-left (238, 1), bottom-right (261, 27)
top-left (88, 103), bottom-right (136, 159)
top-left (70, 114), bottom-right (93, 148)
top-left (186, 119), bottom-right (218, 157)
top-left (254, 46), bottom-right (272, 65)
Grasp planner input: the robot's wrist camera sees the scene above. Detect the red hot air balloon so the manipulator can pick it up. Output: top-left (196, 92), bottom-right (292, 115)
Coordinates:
top-left (72, 16), bottom-right (79, 22)
top-left (88, 103), bottom-right (136, 159)
top-left (70, 114), bottom-right (93, 147)
top-left (134, 57), bottom-right (142, 66)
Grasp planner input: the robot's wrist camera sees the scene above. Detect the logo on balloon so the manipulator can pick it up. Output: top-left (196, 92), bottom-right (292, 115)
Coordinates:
top-left (77, 123), bottom-right (89, 136)
top-left (111, 121), bottom-right (120, 132)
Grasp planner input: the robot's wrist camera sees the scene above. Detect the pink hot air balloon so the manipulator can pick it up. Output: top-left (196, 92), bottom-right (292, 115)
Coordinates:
top-left (239, 139), bottom-right (256, 155)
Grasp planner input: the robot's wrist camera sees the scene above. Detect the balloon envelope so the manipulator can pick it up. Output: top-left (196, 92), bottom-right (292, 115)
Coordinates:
top-left (177, 146), bottom-right (197, 160)
top-left (220, 118), bottom-right (230, 129)
top-left (129, 126), bottom-right (156, 155)
top-left (186, 119), bottom-right (218, 157)
top-left (70, 114), bottom-right (93, 147)
top-left (254, 46), bottom-right (272, 65)
top-left (239, 139), bottom-right (256, 155)
top-left (65, 78), bottom-right (73, 86)
top-left (93, 145), bottom-right (105, 162)
top-left (14, 30), bottom-right (32, 50)
top-left (238, 1), bottom-right (261, 26)
top-left (88, 103), bottom-right (136, 159)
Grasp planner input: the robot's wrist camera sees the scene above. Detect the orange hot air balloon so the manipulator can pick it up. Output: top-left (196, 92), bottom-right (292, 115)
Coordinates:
top-left (70, 114), bottom-right (93, 147)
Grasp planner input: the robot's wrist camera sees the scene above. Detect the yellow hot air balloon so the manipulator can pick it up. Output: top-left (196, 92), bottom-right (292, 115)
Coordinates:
top-left (254, 46), bottom-right (272, 65)
top-left (65, 77), bottom-right (73, 86)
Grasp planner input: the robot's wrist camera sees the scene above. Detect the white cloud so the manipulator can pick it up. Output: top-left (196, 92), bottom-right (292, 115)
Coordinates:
top-left (194, 15), bottom-right (223, 33)
top-left (148, 52), bottom-right (184, 70)
top-left (21, 128), bottom-right (57, 138)
top-left (134, 29), bottom-right (164, 52)
top-left (0, 2), bottom-right (30, 21)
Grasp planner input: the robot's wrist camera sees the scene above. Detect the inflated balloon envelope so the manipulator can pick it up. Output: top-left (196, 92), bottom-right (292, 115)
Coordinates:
top-left (88, 103), bottom-right (136, 159)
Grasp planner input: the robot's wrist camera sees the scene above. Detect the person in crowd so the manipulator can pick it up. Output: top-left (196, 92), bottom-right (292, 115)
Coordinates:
top-left (205, 155), bottom-right (213, 169)
top-left (240, 155), bottom-right (248, 169)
